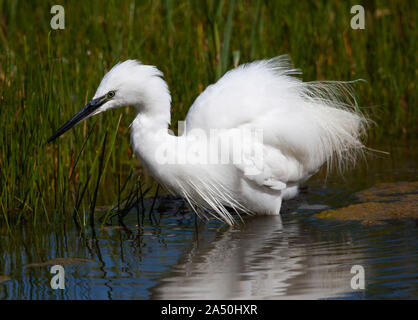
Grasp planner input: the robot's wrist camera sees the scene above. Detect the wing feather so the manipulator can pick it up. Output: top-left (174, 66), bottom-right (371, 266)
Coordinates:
top-left (185, 56), bottom-right (367, 189)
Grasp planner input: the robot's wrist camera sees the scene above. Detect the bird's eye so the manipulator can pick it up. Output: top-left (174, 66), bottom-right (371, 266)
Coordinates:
top-left (107, 91), bottom-right (115, 99)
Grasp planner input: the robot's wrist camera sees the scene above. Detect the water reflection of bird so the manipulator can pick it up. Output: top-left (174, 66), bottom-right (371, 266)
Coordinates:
top-left (150, 215), bottom-right (363, 299)
top-left (47, 56), bottom-right (367, 225)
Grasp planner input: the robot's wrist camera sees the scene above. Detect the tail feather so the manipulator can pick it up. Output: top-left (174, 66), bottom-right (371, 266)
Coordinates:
top-left (298, 79), bottom-right (369, 174)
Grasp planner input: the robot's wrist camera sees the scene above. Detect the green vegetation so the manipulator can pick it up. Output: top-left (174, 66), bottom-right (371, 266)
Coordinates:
top-left (0, 0), bottom-right (416, 226)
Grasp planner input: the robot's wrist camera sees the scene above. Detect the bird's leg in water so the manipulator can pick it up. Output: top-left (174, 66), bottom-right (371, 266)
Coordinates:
top-left (274, 196), bottom-right (282, 215)
top-left (282, 185), bottom-right (299, 200)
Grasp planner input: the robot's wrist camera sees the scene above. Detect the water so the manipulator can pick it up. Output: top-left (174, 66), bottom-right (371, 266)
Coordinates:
top-left (0, 142), bottom-right (417, 299)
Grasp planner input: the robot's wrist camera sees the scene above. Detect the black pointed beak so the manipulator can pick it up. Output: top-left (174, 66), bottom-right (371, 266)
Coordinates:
top-left (47, 96), bottom-right (107, 144)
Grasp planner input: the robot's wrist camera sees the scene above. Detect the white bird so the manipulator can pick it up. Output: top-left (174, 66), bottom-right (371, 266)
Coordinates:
top-left (48, 56), bottom-right (367, 225)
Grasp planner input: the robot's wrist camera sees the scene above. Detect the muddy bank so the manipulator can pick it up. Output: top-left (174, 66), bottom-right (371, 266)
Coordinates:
top-left (315, 182), bottom-right (418, 225)
top-left (0, 276), bottom-right (11, 284)
top-left (24, 257), bottom-right (90, 268)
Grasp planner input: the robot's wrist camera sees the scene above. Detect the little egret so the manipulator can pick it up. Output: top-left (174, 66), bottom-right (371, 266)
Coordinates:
top-left (48, 56), bottom-right (367, 225)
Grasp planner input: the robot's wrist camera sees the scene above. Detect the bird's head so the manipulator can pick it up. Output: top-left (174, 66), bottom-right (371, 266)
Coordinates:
top-left (47, 60), bottom-right (168, 143)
